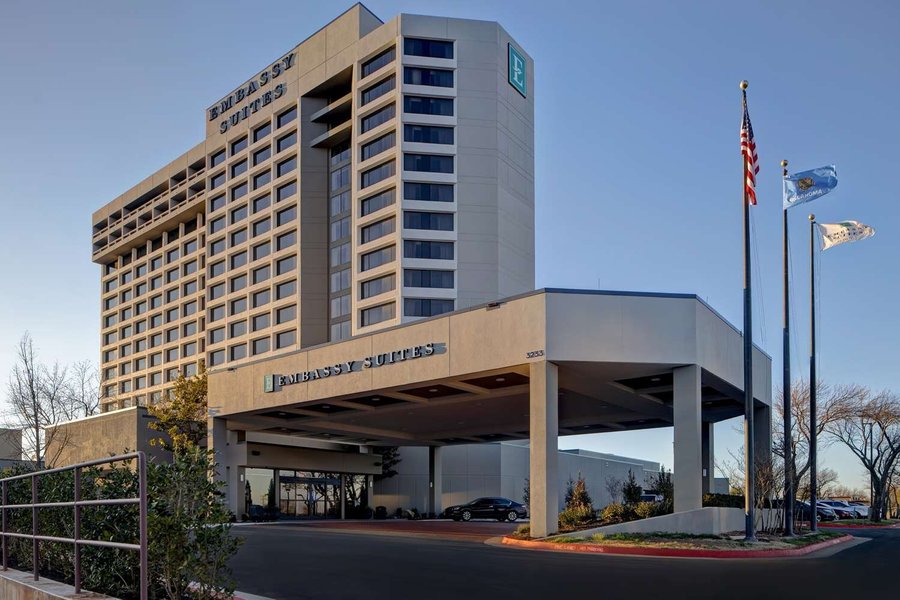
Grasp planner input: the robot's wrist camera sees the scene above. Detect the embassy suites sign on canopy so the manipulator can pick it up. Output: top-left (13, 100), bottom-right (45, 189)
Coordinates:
top-left (263, 342), bottom-right (441, 392)
top-left (208, 52), bottom-right (296, 134)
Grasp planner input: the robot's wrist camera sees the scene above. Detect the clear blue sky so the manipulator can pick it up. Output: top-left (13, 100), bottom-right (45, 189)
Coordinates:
top-left (1, 0), bottom-right (896, 490)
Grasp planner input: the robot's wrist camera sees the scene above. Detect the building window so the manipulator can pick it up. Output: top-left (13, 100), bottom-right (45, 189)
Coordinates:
top-left (404, 95), bottom-right (453, 116)
top-left (210, 149), bottom-right (226, 168)
top-left (252, 313), bottom-right (270, 331)
top-left (209, 216), bottom-right (225, 234)
top-left (209, 350), bottom-right (225, 366)
top-left (231, 297), bottom-right (247, 316)
top-left (404, 153), bottom-right (453, 173)
top-left (403, 211), bottom-right (454, 231)
top-left (209, 261), bottom-right (225, 278)
top-left (252, 289), bottom-right (270, 308)
top-left (330, 295), bottom-right (350, 318)
top-left (165, 347), bottom-right (178, 362)
top-left (404, 240), bottom-right (454, 260)
top-left (253, 122), bottom-right (272, 142)
top-left (210, 172), bottom-right (226, 189)
top-left (330, 191), bottom-right (351, 216)
top-left (275, 280), bottom-right (297, 300)
top-left (361, 76), bottom-right (395, 106)
top-left (361, 161), bottom-right (395, 188)
top-left (183, 321), bottom-right (197, 337)
top-left (331, 142), bottom-right (351, 165)
top-left (229, 344), bottom-right (247, 361)
top-left (277, 106), bottom-right (297, 128)
top-left (210, 239), bottom-right (226, 256)
top-left (330, 321), bottom-right (351, 341)
top-left (150, 313), bottom-right (163, 328)
top-left (330, 269), bottom-right (350, 294)
top-left (403, 67), bottom-right (453, 88)
top-left (150, 275), bottom-right (163, 290)
top-left (361, 132), bottom-right (396, 162)
top-left (252, 218), bottom-right (271, 238)
top-left (251, 337), bottom-right (270, 356)
top-left (276, 156), bottom-right (296, 178)
top-left (330, 242), bottom-right (350, 266)
top-left (276, 232), bottom-right (296, 252)
top-left (183, 260), bottom-right (197, 276)
top-left (252, 265), bottom-right (271, 285)
top-left (231, 159), bottom-right (248, 178)
top-left (276, 206), bottom-right (296, 227)
top-left (360, 245), bottom-right (396, 271)
top-left (360, 303), bottom-right (395, 327)
top-left (361, 47), bottom-right (395, 78)
top-left (404, 269), bottom-right (454, 288)
top-left (360, 274), bottom-right (396, 299)
top-left (405, 298), bottom-right (455, 317)
top-left (231, 321), bottom-right (248, 339)
top-left (276, 181), bottom-right (297, 202)
top-left (253, 170), bottom-right (271, 189)
top-left (276, 305), bottom-right (296, 325)
top-left (253, 194), bottom-right (271, 214)
top-left (183, 342), bottom-right (197, 357)
top-left (165, 307), bottom-right (178, 322)
top-left (231, 251), bottom-right (248, 269)
top-left (209, 327), bottom-right (225, 344)
top-left (404, 38), bottom-right (454, 59)
top-left (150, 333), bottom-right (162, 348)
top-left (360, 189), bottom-right (395, 217)
top-left (231, 228), bottom-right (248, 247)
top-left (361, 218), bottom-right (396, 243)
top-left (210, 194), bottom-right (226, 212)
top-left (404, 182), bottom-right (453, 202)
top-left (182, 300), bottom-right (197, 317)
top-left (276, 131), bottom-right (296, 153)
top-left (166, 288), bottom-right (180, 303)
top-left (273, 256), bottom-right (295, 277)
top-left (231, 204), bottom-right (248, 224)
top-left (209, 305), bottom-right (225, 321)
top-left (253, 145), bottom-right (271, 166)
top-left (275, 329), bottom-right (296, 349)
top-left (230, 274), bottom-right (247, 293)
top-left (361, 104), bottom-right (395, 134)
top-left (166, 267), bottom-right (179, 283)
top-left (231, 182), bottom-right (248, 202)
top-left (330, 217), bottom-right (350, 241)
top-left (404, 124), bottom-right (453, 145)
top-left (183, 280), bottom-right (198, 295)
top-left (231, 136), bottom-right (248, 155)
top-left (150, 256), bottom-right (163, 271)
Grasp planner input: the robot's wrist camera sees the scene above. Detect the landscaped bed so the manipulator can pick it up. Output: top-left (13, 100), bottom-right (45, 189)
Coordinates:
top-left (503, 527), bottom-right (852, 557)
top-left (819, 519), bottom-right (900, 528)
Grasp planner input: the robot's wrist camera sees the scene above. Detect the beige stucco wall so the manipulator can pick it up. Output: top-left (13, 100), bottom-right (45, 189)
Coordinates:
top-left (46, 407), bottom-right (169, 467)
top-left (0, 428), bottom-right (23, 461)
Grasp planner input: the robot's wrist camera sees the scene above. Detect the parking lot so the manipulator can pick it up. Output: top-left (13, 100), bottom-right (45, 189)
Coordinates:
top-left (230, 523), bottom-right (898, 600)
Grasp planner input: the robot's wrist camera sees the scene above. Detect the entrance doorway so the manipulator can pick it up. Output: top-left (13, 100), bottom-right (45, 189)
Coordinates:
top-left (279, 474), bottom-right (341, 518)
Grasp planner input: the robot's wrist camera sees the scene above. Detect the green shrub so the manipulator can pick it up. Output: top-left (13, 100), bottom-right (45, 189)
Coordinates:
top-left (622, 470), bottom-right (643, 504)
top-left (634, 501), bottom-right (662, 520)
top-left (600, 502), bottom-right (634, 524)
top-left (559, 505), bottom-right (595, 529)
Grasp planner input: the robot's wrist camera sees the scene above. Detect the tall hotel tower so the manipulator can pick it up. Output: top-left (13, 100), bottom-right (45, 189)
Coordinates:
top-left (90, 5), bottom-right (534, 413)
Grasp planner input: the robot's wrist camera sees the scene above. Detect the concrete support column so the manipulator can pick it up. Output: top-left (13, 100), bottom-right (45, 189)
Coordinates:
top-left (340, 474), bottom-right (346, 520)
top-left (529, 360), bottom-right (559, 538)
top-left (208, 417), bottom-right (240, 517)
top-left (673, 365), bottom-right (703, 512)
top-left (366, 475), bottom-right (374, 515)
top-left (754, 403), bottom-right (773, 473)
top-left (701, 422), bottom-right (715, 495)
top-left (428, 446), bottom-right (443, 518)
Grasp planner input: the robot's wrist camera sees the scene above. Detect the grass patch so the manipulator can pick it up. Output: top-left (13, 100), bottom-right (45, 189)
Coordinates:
top-left (546, 536), bottom-right (584, 544)
top-left (781, 531), bottom-right (842, 546)
top-left (829, 519), bottom-right (899, 526)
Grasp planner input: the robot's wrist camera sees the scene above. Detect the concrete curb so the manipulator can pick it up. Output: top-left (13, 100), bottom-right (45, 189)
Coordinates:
top-left (499, 534), bottom-right (854, 559)
top-left (819, 522), bottom-right (900, 530)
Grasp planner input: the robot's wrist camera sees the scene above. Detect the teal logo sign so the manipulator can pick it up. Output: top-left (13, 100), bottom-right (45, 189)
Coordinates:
top-left (263, 374), bottom-right (274, 393)
top-left (508, 43), bottom-right (527, 97)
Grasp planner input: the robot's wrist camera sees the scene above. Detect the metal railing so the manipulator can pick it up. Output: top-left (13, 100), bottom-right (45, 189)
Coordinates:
top-left (0, 451), bottom-right (148, 600)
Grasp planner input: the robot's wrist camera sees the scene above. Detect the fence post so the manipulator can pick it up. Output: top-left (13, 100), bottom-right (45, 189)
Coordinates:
top-left (74, 467), bottom-right (81, 593)
top-left (31, 475), bottom-right (38, 581)
top-left (139, 452), bottom-right (148, 600)
top-left (2, 479), bottom-right (6, 571)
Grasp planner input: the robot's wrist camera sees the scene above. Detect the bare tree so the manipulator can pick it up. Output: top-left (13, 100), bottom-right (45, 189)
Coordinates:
top-left (773, 380), bottom-right (864, 502)
top-left (826, 389), bottom-right (900, 522)
top-left (68, 360), bottom-right (101, 417)
top-left (4, 333), bottom-right (99, 466)
top-left (604, 475), bottom-right (622, 505)
top-left (796, 467), bottom-right (839, 501)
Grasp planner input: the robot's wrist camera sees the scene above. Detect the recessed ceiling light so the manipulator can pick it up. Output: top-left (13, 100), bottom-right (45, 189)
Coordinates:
top-left (428, 388), bottom-right (439, 393)
top-left (496, 377), bottom-right (506, 382)
top-left (277, 412), bottom-right (286, 416)
top-left (650, 377), bottom-right (661, 382)
top-left (321, 405), bottom-right (330, 409)
top-left (371, 397), bottom-right (380, 401)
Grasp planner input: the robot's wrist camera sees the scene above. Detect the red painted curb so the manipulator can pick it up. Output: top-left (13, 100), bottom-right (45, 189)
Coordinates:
top-left (819, 522), bottom-right (900, 529)
top-left (500, 534), bottom-right (853, 558)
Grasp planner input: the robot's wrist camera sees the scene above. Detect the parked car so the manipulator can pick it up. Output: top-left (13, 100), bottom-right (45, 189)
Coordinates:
top-left (796, 501), bottom-right (836, 522)
top-left (818, 501), bottom-right (855, 519)
top-left (821, 500), bottom-right (865, 519)
top-left (444, 497), bottom-right (528, 522)
top-left (640, 493), bottom-right (663, 503)
top-left (847, 501), bottom-right (870, 518)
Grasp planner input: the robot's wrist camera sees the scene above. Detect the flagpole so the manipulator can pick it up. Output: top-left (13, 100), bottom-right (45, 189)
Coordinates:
top-left (808, 213), bottom-right (818, 533)
top-left (782, 159), bottom-right (794, 536)
top-left (740, 80), bottom-right (756, 541)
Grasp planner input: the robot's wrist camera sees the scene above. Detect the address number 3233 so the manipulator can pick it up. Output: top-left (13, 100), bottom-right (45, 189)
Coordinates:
top-left (525, 350), bottom-right (544, 359)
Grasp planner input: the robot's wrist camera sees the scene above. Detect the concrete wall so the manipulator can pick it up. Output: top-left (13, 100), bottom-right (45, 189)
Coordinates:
top-left (0, 428), bottom-right (22, 460)
top-left (46, 407), bottom-right (169, 467)
top-left (0, 568), bottom-right (112, 600)
top-left (373, 443), bottom-right (660, 514)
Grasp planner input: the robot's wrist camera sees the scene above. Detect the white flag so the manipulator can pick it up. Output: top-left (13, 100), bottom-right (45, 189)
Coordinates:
top-left (817, 220), bottom-right (875, 250)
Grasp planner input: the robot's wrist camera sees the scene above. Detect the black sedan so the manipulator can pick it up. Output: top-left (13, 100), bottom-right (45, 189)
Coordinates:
top-left (444, 497), bottom-right (528, 522)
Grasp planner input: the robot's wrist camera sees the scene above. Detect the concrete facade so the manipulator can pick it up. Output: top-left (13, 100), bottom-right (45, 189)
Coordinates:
top-left (90, 5), bottom-right (534, 415)
top-left (374, 442), bottom-right (661, 515)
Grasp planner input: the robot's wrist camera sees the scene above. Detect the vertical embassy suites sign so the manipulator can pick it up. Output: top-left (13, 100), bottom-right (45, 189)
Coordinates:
top-left (208, 52), bottom-right (296, 134)
top-left (263, 342), bottom-right (441, 392)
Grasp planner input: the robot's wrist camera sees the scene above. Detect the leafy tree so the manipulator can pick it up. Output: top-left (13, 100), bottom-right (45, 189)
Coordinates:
top-left (372, 446), bottom-right (401, 481)
top-left (147, 365), bottom-right (208, 452)
top-left (566, 473), bottom-right (592, 509)
top-left (652, 467), bottom-right (674, 511)
top-left (622, 469), bottom-right (642, 504)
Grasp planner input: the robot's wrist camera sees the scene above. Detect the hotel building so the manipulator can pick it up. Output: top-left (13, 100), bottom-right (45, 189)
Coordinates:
top-left (70, 4), bottom-right (773, 538)
top-left (90, 4), bottom-right (534, 414)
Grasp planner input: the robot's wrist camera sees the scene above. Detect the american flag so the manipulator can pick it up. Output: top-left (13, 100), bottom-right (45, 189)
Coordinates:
top-left (740, 91), bottom-right (759, 205)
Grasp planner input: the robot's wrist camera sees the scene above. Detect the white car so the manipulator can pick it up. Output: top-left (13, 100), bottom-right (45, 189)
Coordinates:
top-left (846, 501), bottom-right (870, 518)
top-left (821, 500), bottom-right (866, 518)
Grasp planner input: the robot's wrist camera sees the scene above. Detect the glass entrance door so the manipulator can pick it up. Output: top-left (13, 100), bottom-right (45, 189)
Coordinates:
top-left (279, 472), bottom-right (341, 518)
